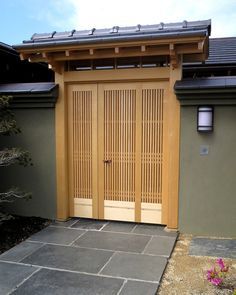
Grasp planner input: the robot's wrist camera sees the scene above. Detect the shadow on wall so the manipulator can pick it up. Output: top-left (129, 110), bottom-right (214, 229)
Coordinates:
top-left (0, 108), bottom-right (56, 219)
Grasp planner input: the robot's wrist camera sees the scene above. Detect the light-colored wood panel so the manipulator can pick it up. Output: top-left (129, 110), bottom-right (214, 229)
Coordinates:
top-left (74, 198), bottom-right (92, 218)
top-left (102, 84), bottom-right (136, 205)
top-left (64, 68), bottom-right (169, 83)
top-left (92, 85), bottom-right (98, 218)
top-left (66, 75), bottom-right (178, 226)
top-left (135, 85), bottom-right (142, 222)
top-left (140, 83), bottom-right (167, 206)
top-left (166, 57), bottom-right (182, 229)
top-left (97, 84), bottom-right (105, 219)
top-left (104, 201), bottom-right (135, 222)
top-left (68, 84), bottom-right (98, 218)
top-left (141, 203), bottom-right (162, 224)
top-left (161, 87), bottom-right (169, 225)
top-left (55, 70), bottom-right (70, 220)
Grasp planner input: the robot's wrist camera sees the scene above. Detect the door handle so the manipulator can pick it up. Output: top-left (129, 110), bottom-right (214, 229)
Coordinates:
top-left (103, 159), bottom-right (112, 164)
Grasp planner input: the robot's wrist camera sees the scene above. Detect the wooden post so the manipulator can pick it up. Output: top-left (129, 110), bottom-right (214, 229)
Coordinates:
top-left (55, 67), bottom-right (70, 221)
top-left (167, 55), bottom-right (182, 229)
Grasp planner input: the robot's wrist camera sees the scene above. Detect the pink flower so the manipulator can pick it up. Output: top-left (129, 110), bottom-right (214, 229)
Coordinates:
top-left (206, 259), bottom-right (229, 287)
top-left (217, 258), bottom-right (225, 270)
top-left (206, 268), bottom-right (217, 281)
top-left (217, 258), bottom-right (229, 272)
top-left (211, 277), bottom-right (223, 286)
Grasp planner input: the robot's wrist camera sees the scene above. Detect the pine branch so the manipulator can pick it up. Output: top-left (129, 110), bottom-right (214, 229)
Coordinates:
top-left (0, 188), bottom-right (31, 203)
top-left (0, 96), bottom-right (21, 135)
top-left (0, 148), bottom-right (32, 167)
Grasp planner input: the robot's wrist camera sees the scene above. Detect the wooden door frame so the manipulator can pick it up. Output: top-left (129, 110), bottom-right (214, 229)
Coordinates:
top-left (55, 66), bottom-right (181, 229)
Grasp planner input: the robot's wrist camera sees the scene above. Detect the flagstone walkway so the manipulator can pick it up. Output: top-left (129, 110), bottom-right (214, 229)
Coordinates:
top-left (0, 219), bottom-right (178, 295)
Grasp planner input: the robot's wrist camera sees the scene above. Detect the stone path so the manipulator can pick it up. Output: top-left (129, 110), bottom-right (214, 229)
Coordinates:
top-left (189, 237), bottom-right (236, 259)
top-left (0, 219), bottom-right (178, 295)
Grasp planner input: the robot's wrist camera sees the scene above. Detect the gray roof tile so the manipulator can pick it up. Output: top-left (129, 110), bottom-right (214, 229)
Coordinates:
top-left (14, 20), bottom-right (211, 49)
top-left (206, 37), bottom-right (236, 64)
top-left (175, 77), bottom-right (236, 90)
top-left (0, 82), bottom-right (57, 94)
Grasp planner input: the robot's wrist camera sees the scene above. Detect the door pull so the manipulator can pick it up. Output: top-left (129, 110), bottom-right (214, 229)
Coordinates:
top-left (103, 159), bottom-right (112, 164)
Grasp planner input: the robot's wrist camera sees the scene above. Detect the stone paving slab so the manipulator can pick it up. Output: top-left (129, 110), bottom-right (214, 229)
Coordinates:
top-left (51, 219), bottom-right (78, 228)
top-left (0, 241), bottom-right (43, 262)
top-left (189, 237), bottom-right (236, 259)
top-left (22, 244), bottom-right (113, 273)
top-left (119, 280), bottom-right (159, 295)
top-left (73, 231), bottom-right (151, 253)
top-left (0, 219), bottom-right (176, 295)
top-left (133, 224), bottom-right (178, 237)
top-left (28, 226), bottom-right (85, 245)
top-left (71, 219), bottom-right (108, 230)
top-left (102, 221), bottom-right (136, 233)
top-left (11, 268), bottom-right (124, 295)
top-left (144, 236), bottom-right (177, 257)
top-left (101, 252), bottom-right (167, 282)
top-left (0, 261), bottom-right (38, 295)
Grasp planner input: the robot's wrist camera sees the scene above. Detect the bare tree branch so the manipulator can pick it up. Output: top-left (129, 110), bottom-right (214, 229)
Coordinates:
top-left (0, 95), bottom-right (33, 220)
top-left (0, 96), bottom-right (20, 135)
top-left (0, 148), bottom-right (32, 167)
top-left (0, 188), bottom-right (31, 203)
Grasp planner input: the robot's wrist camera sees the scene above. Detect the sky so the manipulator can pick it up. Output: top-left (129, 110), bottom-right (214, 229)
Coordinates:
top-left (0, 0), bottom-right (236, 46)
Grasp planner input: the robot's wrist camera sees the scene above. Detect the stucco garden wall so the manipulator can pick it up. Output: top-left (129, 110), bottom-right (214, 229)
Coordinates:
top-left (179, 105), bottom-right (236, 237)
top-left (0, 107), bottom-right (56, 219)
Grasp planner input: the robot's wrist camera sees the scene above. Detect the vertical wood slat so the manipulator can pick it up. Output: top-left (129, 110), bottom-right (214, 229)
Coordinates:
top-left (103, 86), bottom-right (136, 203)
top-left (69, 82), bottom-right (168, 224)
top-left (68, 85), bottom-right (97, 207)
top-left (141, 86), bottom-right (164, 205)
top-left (135, 85), bottom-right (142, 222)
top-left (97, 84), bottom-right (105, 218)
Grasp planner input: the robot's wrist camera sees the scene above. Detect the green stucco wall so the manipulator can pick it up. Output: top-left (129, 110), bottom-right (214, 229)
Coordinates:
top-left (179, 106), bottom-right (236, 237)
top-left (0, 108), bottom-right (56, 219)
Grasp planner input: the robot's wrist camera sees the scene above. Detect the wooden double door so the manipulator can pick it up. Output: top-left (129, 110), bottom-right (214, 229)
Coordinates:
top-left (68, 81), bottom-right (168, 224)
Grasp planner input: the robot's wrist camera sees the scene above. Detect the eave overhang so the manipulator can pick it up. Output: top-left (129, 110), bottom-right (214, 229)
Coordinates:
top-left (175, 77), bottom-right (236, 105)
top-left (13, 20), bottom-right (211, 73)
top-left (0, 83), bottom-right (58, 108)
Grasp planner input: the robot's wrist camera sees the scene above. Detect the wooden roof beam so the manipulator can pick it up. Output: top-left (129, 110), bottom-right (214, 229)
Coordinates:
top-left (48, 61), bottom-right (62, 74)
top-left (198, 40), bottom-right (204, 50)
top-left (18, 37), bottom-right (207, 64)
top-left (38, 45), bottom-right (170, 61)
top-left (19, 53), bottom-right (31, 61)
top-left (42, 52), bottom-right (49, 58)
top-left (169, 44), bottom-right (182, 69)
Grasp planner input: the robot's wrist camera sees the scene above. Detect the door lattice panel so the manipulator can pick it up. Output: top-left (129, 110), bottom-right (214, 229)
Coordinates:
top-left (72, 90), bottom-right (93, 199)
top-left (69, 82), bottom-right (167, 223)
top-left (104, 89), bottom-right (136, 202)
top-left (141, 89), bottom-right (164, 204)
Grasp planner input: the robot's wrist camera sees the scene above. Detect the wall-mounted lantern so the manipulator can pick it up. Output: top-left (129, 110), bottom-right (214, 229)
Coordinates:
top-left (197, 106), bottom-right (214, 132)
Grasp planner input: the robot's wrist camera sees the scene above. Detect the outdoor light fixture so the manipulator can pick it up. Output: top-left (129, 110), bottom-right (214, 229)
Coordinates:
top-left (197, 106), bottom-right (214, 132)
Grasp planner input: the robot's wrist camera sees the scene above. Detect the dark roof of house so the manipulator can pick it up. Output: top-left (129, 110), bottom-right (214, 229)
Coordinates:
top-left (175, 77), bottom-right (236, 104)
top-left (14, 19), bottom-right (211, 49)
top-left (0, 42), bottom-right (18, 56)
top-left (175, 77), bottom-right (236, 90)
top-left (206, 37), bottom-right (236, 65)
top-left (0, 82), bottom-right (58, 108)
top-left (0, 82), bottom-right (57, 94)
top-left (184, 37), bottom-right (236, 69)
